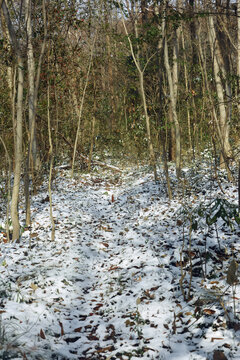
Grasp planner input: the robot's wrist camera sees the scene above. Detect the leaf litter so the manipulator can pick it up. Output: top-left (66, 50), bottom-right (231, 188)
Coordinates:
top-left (0, 160), bottom-right (239, 359)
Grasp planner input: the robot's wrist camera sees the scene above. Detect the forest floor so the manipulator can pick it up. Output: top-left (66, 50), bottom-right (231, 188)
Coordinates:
top-left (0, 156), bottom-right (240, 360)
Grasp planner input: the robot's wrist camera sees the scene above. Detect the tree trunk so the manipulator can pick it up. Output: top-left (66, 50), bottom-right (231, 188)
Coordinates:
top-left (11, 55), bottom-right (23, 241)
top-left (164, 36), bottom-right (181, 178)
top-left (237, 0), bottom-right (240, 116)
top-left (118, 0), bottom-right (157, 180)
top-left (25, 0), bottom-right (47, 225)
top-left (208, 15), bottom-right (232, 167)
top-left (1, 0), bottom-right (24, 241)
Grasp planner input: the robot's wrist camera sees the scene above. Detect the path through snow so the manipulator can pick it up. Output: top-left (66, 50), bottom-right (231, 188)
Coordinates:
top-left (0, 165), bottom-right (239, 359)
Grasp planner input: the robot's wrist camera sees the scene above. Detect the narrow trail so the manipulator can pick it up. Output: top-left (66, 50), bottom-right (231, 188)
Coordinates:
top-left (43, 171), bottom-right (175, 359)
top-left (2, 167), bottom-right (237, 359)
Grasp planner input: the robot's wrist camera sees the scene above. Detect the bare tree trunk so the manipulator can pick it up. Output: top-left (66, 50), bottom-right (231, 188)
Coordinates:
top-left (11, 55), bottom-right (24, 241)
top-left (0, 135), bottom-right (11, 242)
top-left (71, 34), bottom-right (96, 177)
top-left (1, 0), bottom-right (24, 241)
top-left (208, 15), bottom-right (232, 168)
top-left (164, 35), bottom-right (181, 178)
top-left (182, 31), bottom-right (193, 154)
top-left (237, 0), bottom-right (240, 116)
top-left (88, 79), bottom-right (97, 172)
top-left (47, 61), bottom-right (55, 241)
top-left (118, 0), bottom-right (157, 180)
top-left (25, 0), bottom-right (47, 226)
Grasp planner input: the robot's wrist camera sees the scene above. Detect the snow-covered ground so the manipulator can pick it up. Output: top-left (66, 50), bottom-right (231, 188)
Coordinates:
top-left (0, 161), bottom-right (239, 359)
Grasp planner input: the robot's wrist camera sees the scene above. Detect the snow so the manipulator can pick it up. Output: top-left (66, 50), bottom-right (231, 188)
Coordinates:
top-left (0, 161), bottom-right (239, 359)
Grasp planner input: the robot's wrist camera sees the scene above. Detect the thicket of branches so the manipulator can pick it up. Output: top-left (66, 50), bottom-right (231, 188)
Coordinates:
top-left (0, 0), bottom-right (240, 240)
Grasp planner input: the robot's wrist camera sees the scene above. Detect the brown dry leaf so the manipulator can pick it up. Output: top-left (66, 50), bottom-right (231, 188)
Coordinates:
top-left (39, 329), bottom-right (46, 339)
top-left (203, 309), bottom-right (216, 315)
top-left (163, 324), bottom-right (169, 330)
top-left (176, 303), bottom-right (182, 309)
top-left (211, 337), bottom-right (224, 342)
top-left (125, 320), bottom-right (135, 327)
top-left (87, 334), bottom-right (99, 341)
top-left (108, 265), bottom-right (119, 271)
top-left (59, 321), bottom-right (64, 336)
top-left (185, 312), bottom-right (193, 316)
top-left (96, 346), bottom-right (114, 353)
top-left (101, 242), bottom-right (109, 248)
top-left (93, 303), bottom-right (103, 311)
top-left (30, 233), bottom-right (38, 238)
top-left (213, 350), bottom-right (228, 360)
top-left (74, 327), bottom-right (82, 333)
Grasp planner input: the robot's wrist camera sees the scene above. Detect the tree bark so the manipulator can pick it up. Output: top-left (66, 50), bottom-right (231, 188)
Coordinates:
top-left (1, 0), bottom-right (24, 241)
top-left (25, 0), bottom-right (47, 226)
top-left (118, 0), bottom-right (157, 180)
top-left (164, 35), bottom-right (181, 178)
top-left (208, 14), bottom-right (232, 167)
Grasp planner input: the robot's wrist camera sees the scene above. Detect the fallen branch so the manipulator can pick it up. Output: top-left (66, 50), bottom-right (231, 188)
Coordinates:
top-left (79, 153), bottom-right (122, 173)
top-left (57, 132), bottom-right (122, 173)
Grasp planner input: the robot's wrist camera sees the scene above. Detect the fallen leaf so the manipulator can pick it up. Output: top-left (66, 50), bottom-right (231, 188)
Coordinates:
top-left (74, 327), bottom-right (82, 333)
top-left (30, 233), bottom-right (38, 238)
top-left (108, 265), bottom-right (119, 271)
top-left (211, 337), bottom-right (224, 342)
top-left (203, 309), bottom-right (216, 315)
top-left (30, 283), bottom-right (38, 292)
top-left (39, 329), bottom-right (46, 339)
top-left (96, 346), bottom-right (114, 353)
top-left (59, 321), bottom-right (64, 336)
top-left (136, 297), bottom-right (141, 305)
top-left (213, 350), bottom-right (227, 360)
top-left (101, 242), bottom-right (109, 248)
top-left (93, 303), bottom-right (103, 311)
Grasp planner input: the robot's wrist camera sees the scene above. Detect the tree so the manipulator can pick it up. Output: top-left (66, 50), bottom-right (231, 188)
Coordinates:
top-left (118, 0), bottom-right (157, 180)
top-left (1, 0), bottom-right (24, 241)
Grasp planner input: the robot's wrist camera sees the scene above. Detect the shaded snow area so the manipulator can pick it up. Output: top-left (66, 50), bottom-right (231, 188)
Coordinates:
top-left (0, 163), bottom-right (240, 359)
